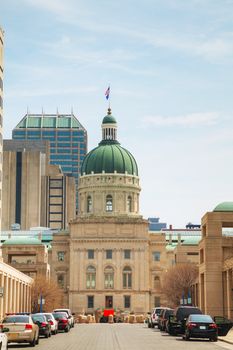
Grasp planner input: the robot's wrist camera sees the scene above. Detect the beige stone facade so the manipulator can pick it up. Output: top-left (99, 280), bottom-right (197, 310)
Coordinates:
top-left (198, 209), bottom-right (233, 318)
top-left (0, 260), bottom-right (32, 319)
top-left (2, 140), bottom-right (76, 230)
top-left (2, 240), bottom-right (50, 280)
top-left (0, 28), bottom-right (4, 231)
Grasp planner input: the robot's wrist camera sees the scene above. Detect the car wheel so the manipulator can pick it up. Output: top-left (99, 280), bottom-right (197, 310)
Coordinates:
top-left (151, 324), bottom-right (155, 328)
top-left (29, 337), bottom-right (36, 347)
top-left (184, 332), bottom-right (190, 341)
top-left (45, 332), bottom-right (49, 338)
top-left (210, 336), bottom-right (218, 342)
top-left (36, 335), bottom-right (39, 345)
top-left (148, 322), bottom-right (151, 328)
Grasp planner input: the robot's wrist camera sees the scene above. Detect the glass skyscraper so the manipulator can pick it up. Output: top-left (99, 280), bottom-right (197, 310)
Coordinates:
top-left (12, 113), bottom-right (87, 208)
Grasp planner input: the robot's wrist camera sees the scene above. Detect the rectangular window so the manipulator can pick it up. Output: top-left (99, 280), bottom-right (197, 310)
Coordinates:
top-left (106, 250), bottom-right (112, 259)
top-left (152, 251), bottom-right (160, 261)
top-left (124, 296), bottom-right (131, 308)
top-left (124, 249), bottom-right (131, 259)
top-left (57, 251), bottom-right (65, 261)
top-left (154, 296), bottom-right (160, 307)
top-left (88, 249), bottom-right (94, 259)
top-left (87, 296), bottom-right (94, 309)
top-left (57, 274), bottom-right (64, 288)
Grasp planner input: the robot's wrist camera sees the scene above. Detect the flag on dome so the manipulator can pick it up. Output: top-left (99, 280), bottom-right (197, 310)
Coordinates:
top-left (105, 86), bottom-right (110, 100)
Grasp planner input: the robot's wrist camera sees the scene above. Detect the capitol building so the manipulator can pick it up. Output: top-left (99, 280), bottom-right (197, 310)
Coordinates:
top-left (51, 108), bottom-right (169, 313)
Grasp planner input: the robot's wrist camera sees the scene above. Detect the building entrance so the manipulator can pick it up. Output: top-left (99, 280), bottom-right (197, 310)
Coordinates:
top-left (105, 296), bottom-right (113, 308)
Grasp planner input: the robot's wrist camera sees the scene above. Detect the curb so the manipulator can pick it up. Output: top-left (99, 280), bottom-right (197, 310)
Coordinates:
top-left (219, 338), bottom-right (233, 345)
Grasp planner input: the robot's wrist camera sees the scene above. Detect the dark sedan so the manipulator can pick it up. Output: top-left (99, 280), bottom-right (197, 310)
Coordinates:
top-left (184, 314), bottom-right (218, 341)
top-left (32, 314), bottom-right (51, 338)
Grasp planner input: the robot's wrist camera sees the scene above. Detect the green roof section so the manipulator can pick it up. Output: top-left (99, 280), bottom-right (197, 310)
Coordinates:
top-left (14, 114), bottom-right (85, 129)
top-left (81, 143), bottom-right (138, 176)
top-left (2, 237), bottom-right (43, 246)
top-left (102, 114), bottom-right (117, 124)
top-left (213, 202), bottom-right (233, 212)
top-left (182, 236), bottom-right (201, 245)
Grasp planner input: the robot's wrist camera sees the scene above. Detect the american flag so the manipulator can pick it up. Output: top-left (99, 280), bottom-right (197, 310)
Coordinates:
top-left (105, 86), bottom-right (110, 100)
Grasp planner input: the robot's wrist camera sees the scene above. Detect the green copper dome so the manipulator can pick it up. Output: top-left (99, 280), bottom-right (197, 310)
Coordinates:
top-left (81, 109), bottom-right (138, 176)
top-left (81, 143), bottom-right (138, 175)
top-left (213, 202), bottom-right (233, 212)
top-left (102, 108), bottom-right (117, 124)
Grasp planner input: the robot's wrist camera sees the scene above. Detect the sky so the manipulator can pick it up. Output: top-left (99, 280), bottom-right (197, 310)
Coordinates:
top-left (1, 0), bottom-right (233, 228)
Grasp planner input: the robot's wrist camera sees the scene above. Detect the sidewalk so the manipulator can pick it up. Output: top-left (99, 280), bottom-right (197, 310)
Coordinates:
top-left (219, 329), bottom-right (233, 344)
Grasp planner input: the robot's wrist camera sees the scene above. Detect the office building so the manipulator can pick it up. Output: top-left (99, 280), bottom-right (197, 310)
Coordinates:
top-left (12, 112), bottom-right (87, 208)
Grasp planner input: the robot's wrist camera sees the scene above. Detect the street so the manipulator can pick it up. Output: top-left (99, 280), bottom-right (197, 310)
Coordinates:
top-left (7, 324), bottom-right (233, 350)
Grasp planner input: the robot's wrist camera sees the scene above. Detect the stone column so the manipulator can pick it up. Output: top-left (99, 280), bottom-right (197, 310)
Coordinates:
top-left (3, 275), bottom-right (8, 315)
top-left (0, 272), bottom-right (4, 319)
top-left (226, 269), bottom-right (232, 319)
top-left (8, 277), bottom-right (13, 313)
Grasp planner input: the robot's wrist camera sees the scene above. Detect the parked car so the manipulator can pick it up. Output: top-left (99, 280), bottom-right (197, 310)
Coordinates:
top-left (32, 314), bottom-right (51, 338)
top-left (53, 308), bottom-right (75, 328)
top-left (159, 308), bottom-right (174, 332)
top-left (148, 307), bottom-right (166, 328)
top-left (0, 327), bottom-right (8, 350)
top-left (184, 314), bottom-right (218, 341)
top-left (1, 314), bottom-right (39, 346)
top-left (52, 312), bottom-right (70, 332)
top-left (168, 306), bottom-right (202, 335)
top-left (42, 313), bottom-right (58, 334)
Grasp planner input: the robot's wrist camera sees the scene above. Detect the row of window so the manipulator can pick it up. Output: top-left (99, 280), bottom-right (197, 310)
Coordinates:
top-left (87, 249), bottom-right (131, 260)
top-left (87, 265), bottom-right (132, 289)
top-left (87, 295), bottom-right (131, 309)
top-left (13, 130), bottom-right (85, 137)
top-left (57, 250), bottom-right (160, 261)
top-left (87, 195), bottom-right (133, 213)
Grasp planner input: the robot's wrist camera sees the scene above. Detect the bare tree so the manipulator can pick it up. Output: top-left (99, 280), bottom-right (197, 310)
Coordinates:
top-left (161, 264), bottom-right (198, 307)
top-left (31, 274), bottom-right (65, 313)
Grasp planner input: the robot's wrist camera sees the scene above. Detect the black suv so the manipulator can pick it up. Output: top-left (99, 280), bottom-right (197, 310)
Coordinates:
top-left (167, 306), bottom-right (202, 335)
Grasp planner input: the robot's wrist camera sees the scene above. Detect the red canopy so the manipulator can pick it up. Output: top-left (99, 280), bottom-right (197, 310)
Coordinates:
top-left (103, 309), bottom-right (114, 316)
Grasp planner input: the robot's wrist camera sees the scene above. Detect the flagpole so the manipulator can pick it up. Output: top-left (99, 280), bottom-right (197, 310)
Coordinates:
top-left (108, 84), bottom-right (111, 110)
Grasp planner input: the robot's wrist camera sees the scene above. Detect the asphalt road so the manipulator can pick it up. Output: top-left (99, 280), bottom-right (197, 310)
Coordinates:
top-left (7, 324), bottom-right (233, 350)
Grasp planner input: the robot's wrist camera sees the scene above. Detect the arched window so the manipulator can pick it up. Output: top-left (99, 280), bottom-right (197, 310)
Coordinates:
top-left (127, 196), bottom-right (132, 212)
top-left (106, 195), bottom-right (113, 212)
top-left (86, 266), bottom-right (96, 289)
top-left (154, 276), bottom-right (160, 289)
top-left (87, 195), bottom-right (92, 213)
top-left (123, 266), bottom-right (132, 289)
top-left (104, 266), bottom-right (114, 289)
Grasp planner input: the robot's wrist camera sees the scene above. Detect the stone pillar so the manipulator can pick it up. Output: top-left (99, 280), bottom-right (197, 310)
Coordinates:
top-left (3, 275), bottom-right (8, 315)
top-left (8, 277), bottom-right (13, 313)
top-left (0, 272), bottom-right (4, 319)
top-left (226, 269), bottom-right (232, 319)
top-left (16, 280), bottom-right (20, 312)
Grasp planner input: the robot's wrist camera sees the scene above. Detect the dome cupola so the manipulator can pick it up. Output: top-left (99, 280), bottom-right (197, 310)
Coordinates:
top-left (81, 108), bottom-right (138, 176)
top-left (78, 108), bottom-right (141, 218)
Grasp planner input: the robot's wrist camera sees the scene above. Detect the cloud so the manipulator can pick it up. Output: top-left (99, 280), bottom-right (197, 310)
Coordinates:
top-left (143, 112), bottom-right (220, 127)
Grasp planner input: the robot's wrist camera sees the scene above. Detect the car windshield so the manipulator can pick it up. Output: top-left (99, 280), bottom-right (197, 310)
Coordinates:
top-left (32, 315), bottom-right (46, 322)
top-left (3, 316), bottom-right (29, 323)
top-left (154, 308), bottom-right (162, 315)
top-left (165, 310), bottom-right (174, 317)
top-left (44, 315), bottom-right (52, 321)
top-left (176, 307), bottom-right (202, 320)
top-left (189, 315), bottom-right (213, 323)
top-left (54, 310), bottom-right (70, 315)
top-left (53, 313), bottom-right (67, 319)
